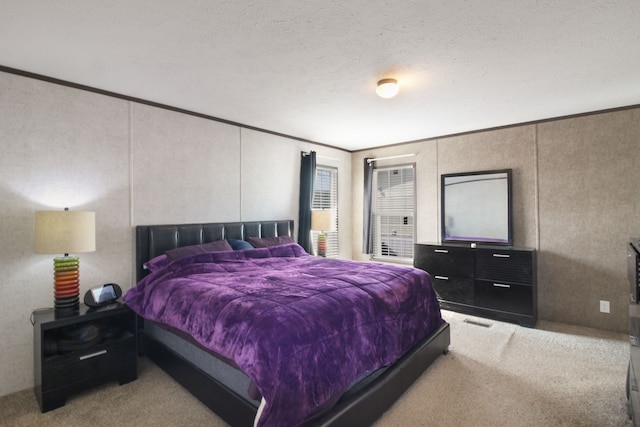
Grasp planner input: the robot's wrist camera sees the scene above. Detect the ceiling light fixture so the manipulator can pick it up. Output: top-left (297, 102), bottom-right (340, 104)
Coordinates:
top-left (376, 78), bottom-right (399, 98)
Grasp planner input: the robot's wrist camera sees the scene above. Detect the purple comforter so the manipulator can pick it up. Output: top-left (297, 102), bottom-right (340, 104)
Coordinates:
top-left (124, 243), bottom-right (443, 427)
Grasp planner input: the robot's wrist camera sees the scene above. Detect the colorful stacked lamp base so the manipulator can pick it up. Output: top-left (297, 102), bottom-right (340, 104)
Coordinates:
top-left (317, 233), bottom-right (327, 257)
top-left (53, 256), bottom-right (80, 314)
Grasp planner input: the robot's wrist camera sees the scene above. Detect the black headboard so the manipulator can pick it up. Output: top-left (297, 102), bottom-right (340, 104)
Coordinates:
top-left (135, 220), bottom-right (294, 282)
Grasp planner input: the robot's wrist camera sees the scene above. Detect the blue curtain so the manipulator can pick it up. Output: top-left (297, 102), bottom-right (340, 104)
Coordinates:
top-left (298, 151), bottom-right (316, 253)
top-left (362, 158), bottom-right (374, 254)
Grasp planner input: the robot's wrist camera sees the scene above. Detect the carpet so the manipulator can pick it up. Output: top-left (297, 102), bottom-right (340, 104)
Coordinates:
top-left (0, 310), bottom-right (631, 426)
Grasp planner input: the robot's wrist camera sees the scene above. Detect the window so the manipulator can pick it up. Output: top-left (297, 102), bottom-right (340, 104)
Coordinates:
top-left (312, 166), bottom-right (339, 257)
top-left (372, 165), bottom-right (415, 261)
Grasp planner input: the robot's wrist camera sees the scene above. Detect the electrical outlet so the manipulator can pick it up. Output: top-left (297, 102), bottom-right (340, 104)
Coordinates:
top-left (599, 300), bottom-right (610, 313)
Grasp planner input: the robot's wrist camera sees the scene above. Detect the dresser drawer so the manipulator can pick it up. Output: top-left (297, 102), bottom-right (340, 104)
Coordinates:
top-left (415, 245), bottom-right (474, 278)
top-left (474, 280), bottom-right (533, 315)
top-left (431, 276), bottom-right (474, 305)
top-left (475, 249), bottom-right (533, 284)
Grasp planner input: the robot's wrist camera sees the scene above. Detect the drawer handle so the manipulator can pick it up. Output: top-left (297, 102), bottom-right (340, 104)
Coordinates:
top-left (493, 283), bottom-right (511, 288)
top-left (434, 275), bottom-right (449, 280)
top-left (434, 249), bottom-right (449, 254)
top-left (493, 254), bottom-right (510, 258)
top-left (79, 350), bottom-right (107, 361)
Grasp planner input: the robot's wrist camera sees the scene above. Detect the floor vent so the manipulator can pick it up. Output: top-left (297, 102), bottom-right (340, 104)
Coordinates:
top-left (464, 319), bottom-right (492, 328)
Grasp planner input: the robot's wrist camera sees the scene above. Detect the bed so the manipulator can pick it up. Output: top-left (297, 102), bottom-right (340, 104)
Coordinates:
top-left (127, 219), bottom-right (450, 427)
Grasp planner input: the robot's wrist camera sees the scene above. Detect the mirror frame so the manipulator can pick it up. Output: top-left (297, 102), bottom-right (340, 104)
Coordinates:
top-left (440, 169), bottom-right (513, 246)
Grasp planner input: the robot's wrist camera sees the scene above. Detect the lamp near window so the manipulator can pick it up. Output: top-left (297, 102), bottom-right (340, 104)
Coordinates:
top-left (311, 209), bottom-right (334, 257)
top-left (34, 208), bottom-right (96, 315)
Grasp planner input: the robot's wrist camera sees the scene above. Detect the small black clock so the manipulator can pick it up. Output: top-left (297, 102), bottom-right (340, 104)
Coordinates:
top-left (84, 283), bottom-right (122, 307)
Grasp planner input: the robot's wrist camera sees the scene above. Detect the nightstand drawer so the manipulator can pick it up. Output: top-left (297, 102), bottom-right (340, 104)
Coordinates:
top-left (42, 333), bottom-right (135, 391)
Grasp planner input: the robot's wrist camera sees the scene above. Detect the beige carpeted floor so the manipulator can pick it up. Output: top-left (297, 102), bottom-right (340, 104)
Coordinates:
top-left (0, 310), bottom-right (632, 426)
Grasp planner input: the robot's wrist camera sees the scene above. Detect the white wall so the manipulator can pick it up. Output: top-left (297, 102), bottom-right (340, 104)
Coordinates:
top-left (0, 71), bottom-right (352, 397)
top-left (131, 104), bottom-right (242, 224)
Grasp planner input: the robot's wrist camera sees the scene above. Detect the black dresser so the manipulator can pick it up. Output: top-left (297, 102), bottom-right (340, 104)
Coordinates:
top-left (415, 243), bottom-right (537, 327)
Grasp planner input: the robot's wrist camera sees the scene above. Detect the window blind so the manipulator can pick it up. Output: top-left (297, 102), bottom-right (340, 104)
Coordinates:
top-left (372, 165), bottom-right (415, 261)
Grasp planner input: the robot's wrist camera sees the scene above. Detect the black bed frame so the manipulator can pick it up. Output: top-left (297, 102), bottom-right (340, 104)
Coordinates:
top-left (135, 220), bottom-right (450, 427)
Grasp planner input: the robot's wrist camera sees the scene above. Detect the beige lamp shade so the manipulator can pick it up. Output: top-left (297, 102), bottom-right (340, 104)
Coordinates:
top-left (311, 210), bottom-right (334, 232)
top-left (34, 210), bottom-right (96, 254)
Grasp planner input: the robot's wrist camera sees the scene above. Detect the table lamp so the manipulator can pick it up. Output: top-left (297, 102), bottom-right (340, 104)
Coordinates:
top-left (311, 209), bottom-right (333, 257)
top-left (34, 208), bottom-right (96, 315)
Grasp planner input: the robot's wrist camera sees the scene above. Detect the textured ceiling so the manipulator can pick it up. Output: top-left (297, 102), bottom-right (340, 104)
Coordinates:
top-left (1, 1), bottom-right (639, 151)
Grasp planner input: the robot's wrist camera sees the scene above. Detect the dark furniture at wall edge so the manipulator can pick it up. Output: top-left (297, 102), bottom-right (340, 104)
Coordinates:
top-left (33, 302), bottom-right (137, 412)
top-left (135, 220), bottom-right (451, 427)
top-left (628, 238), bottom-right (640, 425)
top-left (414, 242), bottom-right (537, 327)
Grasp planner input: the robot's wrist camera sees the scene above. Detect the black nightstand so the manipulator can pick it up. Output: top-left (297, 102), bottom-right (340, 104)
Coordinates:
top-left (33, 302), bottom-right (137, 412)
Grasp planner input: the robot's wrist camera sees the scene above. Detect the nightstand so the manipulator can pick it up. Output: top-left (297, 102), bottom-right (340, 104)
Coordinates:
top-left (33, 302), bottom-right (137, 412)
